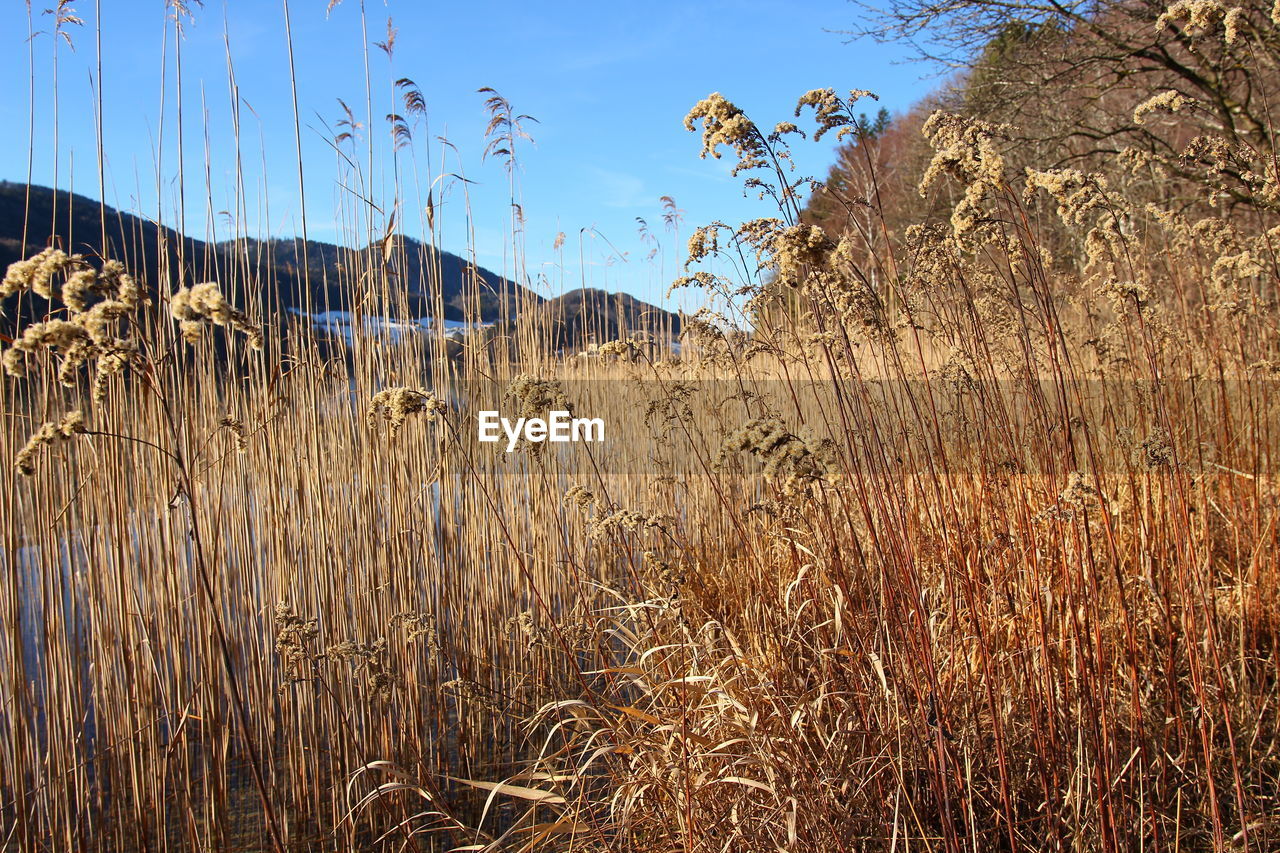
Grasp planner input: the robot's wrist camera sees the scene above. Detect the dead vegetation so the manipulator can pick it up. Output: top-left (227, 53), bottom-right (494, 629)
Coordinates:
top-left (2, 4), bottom-right (1279, 852)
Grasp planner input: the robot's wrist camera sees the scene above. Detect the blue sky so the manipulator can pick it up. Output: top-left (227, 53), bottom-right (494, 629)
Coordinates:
top-left (0, 0), bottom-right (937, 310)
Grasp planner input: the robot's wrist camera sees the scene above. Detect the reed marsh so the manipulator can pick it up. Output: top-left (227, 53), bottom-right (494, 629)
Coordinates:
top-left (3, 2), bottom-right (1280, 851)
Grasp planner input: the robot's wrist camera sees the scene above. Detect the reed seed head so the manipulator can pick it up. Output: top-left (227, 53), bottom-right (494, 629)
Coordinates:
top-left (15, 410), bottom-right (87, 476)
top-left (170, 282), bottom-right (263, 349)
top-left (366, 387), bottom-right (447, 436)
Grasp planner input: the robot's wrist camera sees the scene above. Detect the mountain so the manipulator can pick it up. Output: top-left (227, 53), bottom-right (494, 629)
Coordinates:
top-left (0, 182), bottom-right (528, 328)
top-left (0, 182), bottom-right (681, 348)
top-left (537, 288), bottom-right (681, 348)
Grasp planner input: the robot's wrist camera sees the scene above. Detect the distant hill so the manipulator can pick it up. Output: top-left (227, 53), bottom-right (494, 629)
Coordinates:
top-left (0, 182), bottom-right (680, 347)
top-left (0, 182), bottom-right (527, 327)
top-left (537, 288), bottom-right (681, 349)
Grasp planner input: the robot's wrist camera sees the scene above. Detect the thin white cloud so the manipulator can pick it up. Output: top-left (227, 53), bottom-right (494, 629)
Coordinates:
top-left (583, 166), bottom-right (647, 209)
